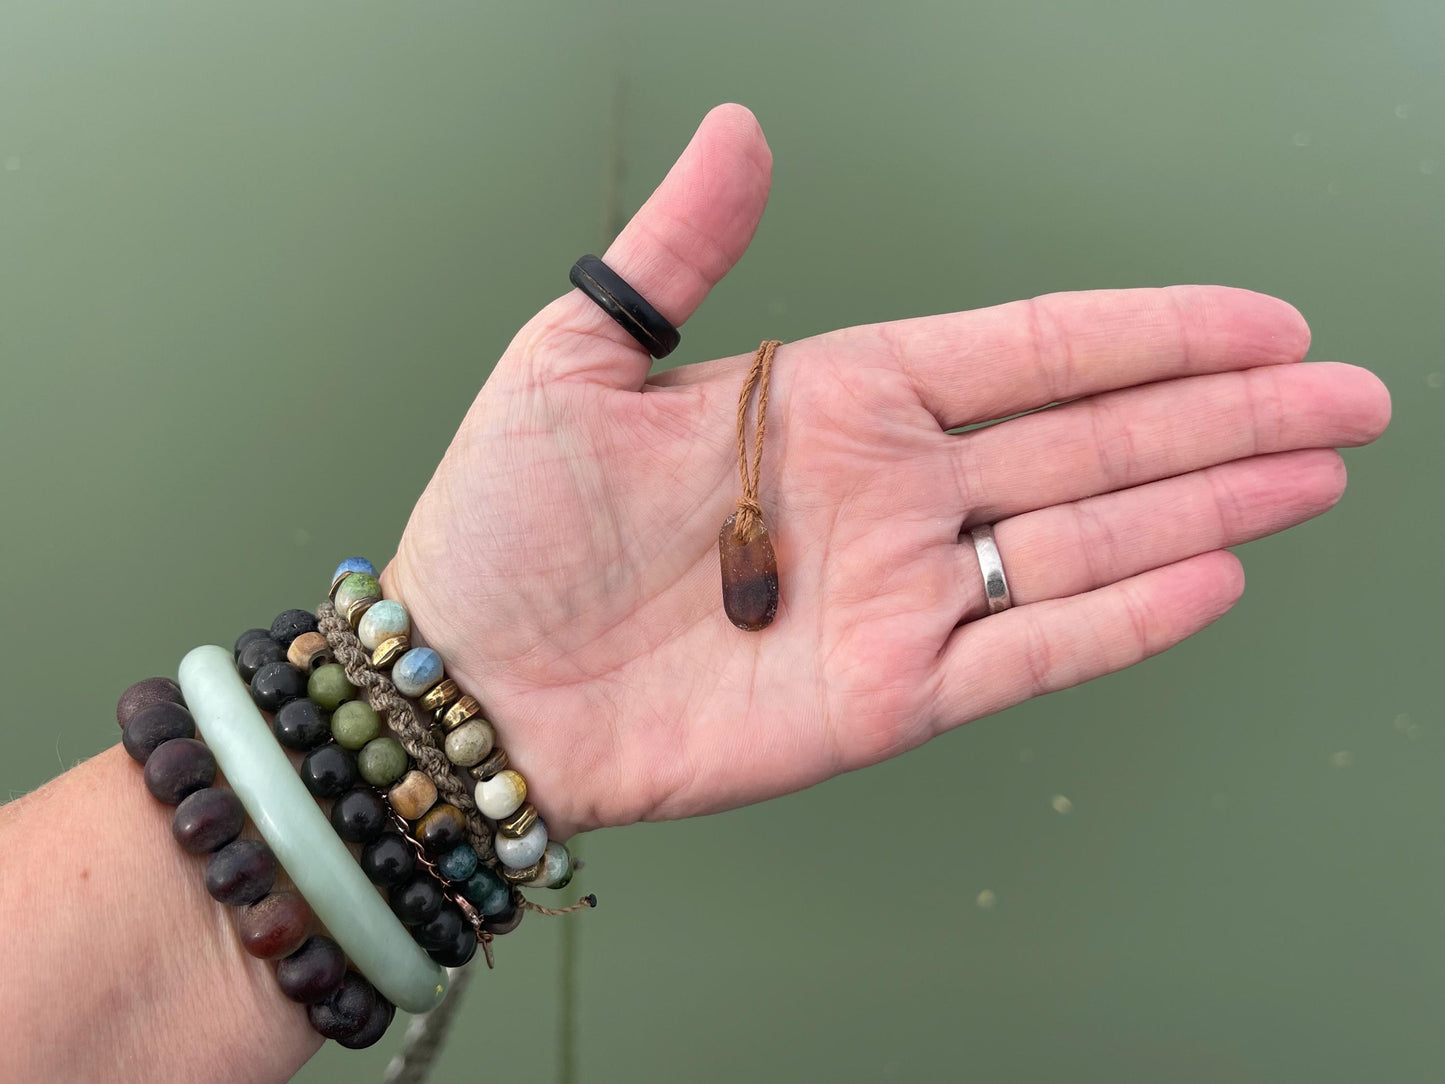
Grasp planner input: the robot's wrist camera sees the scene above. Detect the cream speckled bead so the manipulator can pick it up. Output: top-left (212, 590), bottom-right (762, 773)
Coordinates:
top-left (524, 841), bottom-right (573, 890)
top-left (442, 718), bottom-right (495, 768)
top-left (495, 818), bottom-right (547, 869)
top-left (476, 769), bottom-right (527, 820)
top-left (357, 600), bottom-right (410, 652)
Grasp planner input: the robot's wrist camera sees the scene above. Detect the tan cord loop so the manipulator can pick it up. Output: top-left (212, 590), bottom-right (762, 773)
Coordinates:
top-left (733, 340), bottom-right (781, 541)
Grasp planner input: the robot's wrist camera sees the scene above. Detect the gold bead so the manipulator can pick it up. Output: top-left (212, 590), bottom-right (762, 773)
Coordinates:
top-left (420, 679), bottom-right (461, 714)
top-left (345, 596), bottom-right (378, 629)
top-left (501, 860), bottom-right (544, 885)
top-left (329, 570), bottom-right (354, 601)
top-left (370, 635), bottom-right (411, 669)
top-left (497, 802), bottom-right (538, 839)
top-left (441, 695), bottom-right (482, 732)
top-left (287, 631), bottom-right (332, 672)
top-left (468, 749), bottom-right (509, 782)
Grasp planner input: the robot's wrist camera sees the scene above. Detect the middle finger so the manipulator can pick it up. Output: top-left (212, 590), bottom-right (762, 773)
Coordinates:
top-left (951, 361), bottom-right (1387, 525)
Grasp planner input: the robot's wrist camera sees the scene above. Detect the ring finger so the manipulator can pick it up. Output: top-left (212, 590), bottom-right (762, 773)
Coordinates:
top-left (953, 448), bottom-right (1346, 622)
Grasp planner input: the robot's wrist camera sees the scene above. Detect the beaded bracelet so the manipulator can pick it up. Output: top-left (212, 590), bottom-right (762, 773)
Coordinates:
top-left (327, 559), bottom-right (577, 894)
top-left (116, 677), bottom-right (396, 1047)
top-left (232, 621), bottom-right (508, 964)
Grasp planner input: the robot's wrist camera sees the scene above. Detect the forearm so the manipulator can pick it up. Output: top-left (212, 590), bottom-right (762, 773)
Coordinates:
top-left (0, 744), bottom-right (320, 1084)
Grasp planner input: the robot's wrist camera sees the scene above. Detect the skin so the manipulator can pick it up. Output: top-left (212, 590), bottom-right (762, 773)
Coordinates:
top-left (0, 104), bottom-right (1391, 1082)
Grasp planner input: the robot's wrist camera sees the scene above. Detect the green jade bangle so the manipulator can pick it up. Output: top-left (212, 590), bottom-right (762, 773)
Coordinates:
top-left (178, 645), bottom-right (448, 1013)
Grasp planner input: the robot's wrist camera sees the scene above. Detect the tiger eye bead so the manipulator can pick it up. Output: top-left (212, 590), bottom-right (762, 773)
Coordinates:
top-left (286, 631), bottom-right (332, 672)
top-left (387, 770), bottom-right (437, 821)
top-left (116, 676), bottom-right (184, 729)
top-left (476, 768), bottom-right (526, 818)
top-left (415, 803), bottom-right (466, 853)
top-left (443, 719), bottom-right (495, 768)
top-left (440, 696), bottom-right (482, 732)
top-left (239, 891), bottom-right (312, 959)
top-left (358, 600), bottom-right (410, 652)
top-left (370, 636), bottom-right (411, 670)
top-left (497, 801), bottom-right (538, 839)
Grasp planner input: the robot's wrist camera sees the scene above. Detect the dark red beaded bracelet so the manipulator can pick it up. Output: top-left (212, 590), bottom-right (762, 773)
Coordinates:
top-left (117, 678), bottom-right (393, 1048)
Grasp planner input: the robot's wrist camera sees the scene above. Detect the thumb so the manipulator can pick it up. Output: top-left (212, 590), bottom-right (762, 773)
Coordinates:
top-left (508, 102), bottom-right (773, 388)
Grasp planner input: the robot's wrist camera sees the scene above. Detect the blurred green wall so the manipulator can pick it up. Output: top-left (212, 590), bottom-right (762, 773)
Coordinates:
top-left (1, 2), bottom-right (1440, 1081)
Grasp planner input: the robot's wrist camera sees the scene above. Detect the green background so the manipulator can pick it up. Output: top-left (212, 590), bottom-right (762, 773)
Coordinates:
top-left (2, 2), bottom-right (1441, 1081)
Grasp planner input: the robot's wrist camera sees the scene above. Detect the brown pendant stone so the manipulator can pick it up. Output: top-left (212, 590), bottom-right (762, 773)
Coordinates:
top-left (719, 511), bottom-right (779, 631)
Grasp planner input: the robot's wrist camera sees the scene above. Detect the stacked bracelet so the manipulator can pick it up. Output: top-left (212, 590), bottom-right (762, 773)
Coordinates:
top-left (326, 559), bottom-right (575, 893)
top-left (232, 619), bottom-right (505, 965)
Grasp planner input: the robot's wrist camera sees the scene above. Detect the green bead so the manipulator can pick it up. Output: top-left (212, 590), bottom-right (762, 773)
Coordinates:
top-left (307, 664), bottom-right (357, 711)
top-left (333, 573), bottom-right (382, 617)
top-left (358, 737), bottom-right (408, 788)
top-left (331, 700), bottom-right (381, 750)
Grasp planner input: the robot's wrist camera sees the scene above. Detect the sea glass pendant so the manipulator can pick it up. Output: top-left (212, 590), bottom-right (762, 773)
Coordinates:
top-left (719, 511), bottom-right (779, 631)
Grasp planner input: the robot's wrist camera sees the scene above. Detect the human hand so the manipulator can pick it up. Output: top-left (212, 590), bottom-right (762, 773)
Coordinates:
top-left (383, 104), bottom-right (1391, 841)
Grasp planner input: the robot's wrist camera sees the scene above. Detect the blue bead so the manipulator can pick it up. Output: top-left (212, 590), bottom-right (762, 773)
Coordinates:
top-left (332, 557), bottom-right (377, 584)
top-left (393, 648), bottom-right (443, 698)
top-left (461, 867), bottom-right (512, 915)
top-left (437, 844), bottom-right (479, 882)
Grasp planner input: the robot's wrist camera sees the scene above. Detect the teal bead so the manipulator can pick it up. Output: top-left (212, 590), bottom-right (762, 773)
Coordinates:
top-left (357, 737), bottom-right (408, 788)
top-left (307, 664), bottom-right (356, 711)
top-left (437, 844), bottom-right (479, 882)
top-left (357, 600), bottom-right (410, 652)
top-left (331, 700), bottom-right (381, 750)
top-left (393, 648), bottom-right (443, 698)
top-left (461, 866), bottom-right (512, 916)
top-left (334, 573), bottom-right (382, 620)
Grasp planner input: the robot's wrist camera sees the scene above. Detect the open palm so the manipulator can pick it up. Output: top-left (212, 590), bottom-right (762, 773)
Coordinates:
top-left (384, 105), bottom-right (1390, 841)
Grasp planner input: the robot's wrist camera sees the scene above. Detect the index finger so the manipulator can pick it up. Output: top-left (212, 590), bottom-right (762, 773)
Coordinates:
top-left (828, 285), bottom-right (1311, 429)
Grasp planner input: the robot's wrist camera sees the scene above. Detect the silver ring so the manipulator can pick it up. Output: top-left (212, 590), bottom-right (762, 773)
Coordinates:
top-left (969, 524), bottom-right (1013, 613)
